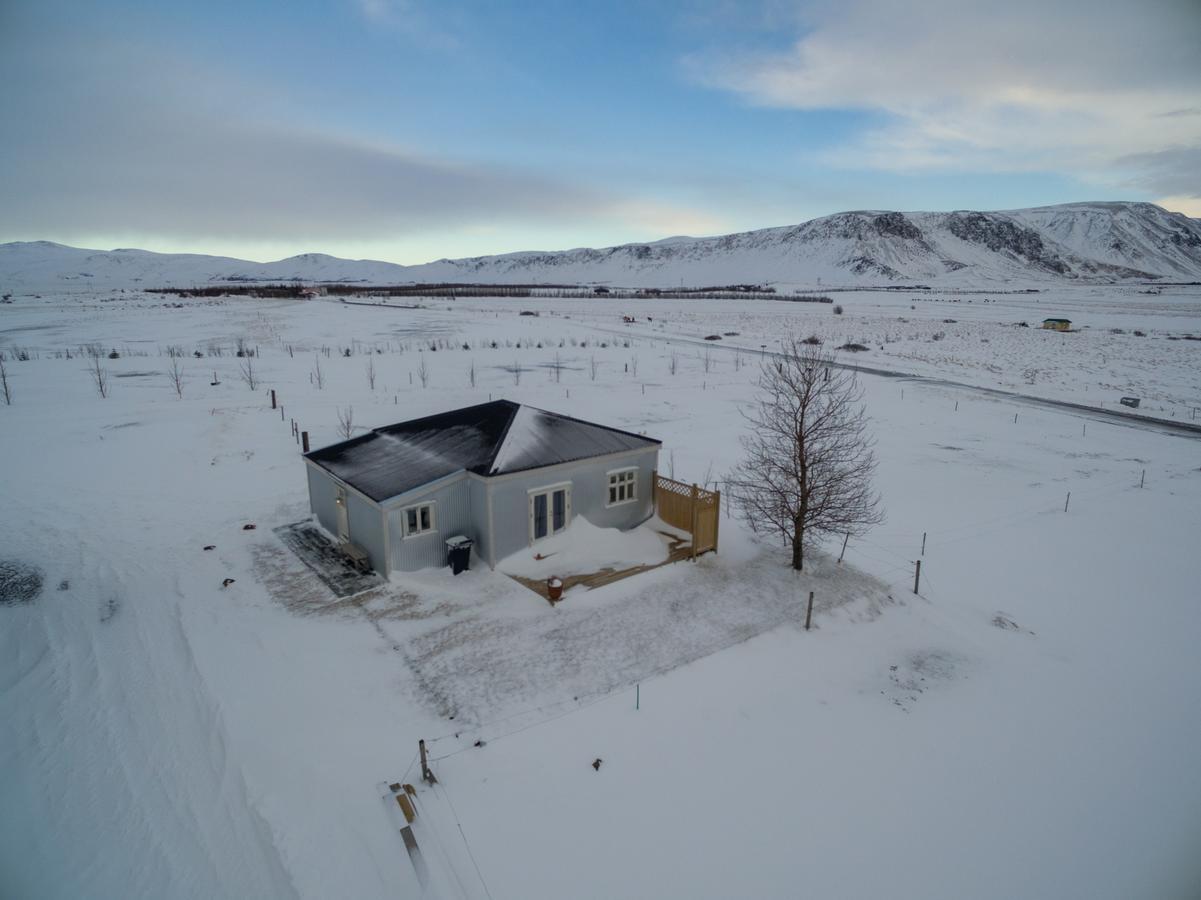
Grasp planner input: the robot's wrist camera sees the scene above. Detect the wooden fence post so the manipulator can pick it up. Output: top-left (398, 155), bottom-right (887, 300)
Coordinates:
top-left (839, 532), bottom-right (849, 563)
top-left (301, 431), bottom-right (309, 453)
top-left (712, 489), bottom-right (720, 554)
top-left (913, 559), bottom-right (921, 594)
top-left (689, 484), bottom-right (699, 560)
top-left (419, 739), bottom-right (437, 785)
top-left (805, 591), bottom-right (814, 631)
top-left (270, 389), bottom-right (276, 409)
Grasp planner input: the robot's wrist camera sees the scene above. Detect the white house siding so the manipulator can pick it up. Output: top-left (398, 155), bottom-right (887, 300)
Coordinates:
top-left (487, 447), bottom-right (658, 564)
top-left (306, 465), bottom-right (340, 536)
top-left (345, 489), bottom-right (386, 575)
top-left (466, 477), bottom-right (491, 567)
top-left (307, 464), bottom-right (387, 575)
top-left (385, 475), bottom-right (475, 572)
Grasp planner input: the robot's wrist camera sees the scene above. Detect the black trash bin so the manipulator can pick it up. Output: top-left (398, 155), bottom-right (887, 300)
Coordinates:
top-left (445, 535), bottom-right (473, 575)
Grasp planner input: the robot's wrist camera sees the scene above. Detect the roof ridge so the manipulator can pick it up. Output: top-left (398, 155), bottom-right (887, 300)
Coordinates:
top-left (480, 399), bottom-right (522, 475)
top-left (519, 402), bottom-right (662, 446)
top-left (374, 398), bottom-right (515, 436)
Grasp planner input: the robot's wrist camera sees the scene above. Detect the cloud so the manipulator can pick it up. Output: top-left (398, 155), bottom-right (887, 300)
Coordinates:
top-left (0, 40), bottom-right (712, 252)
top-left (691, 0), bottom-right (1201, 197)
top-left (1156, 196), bottom-right (1201, 218)
top-left (351, 0), bottom-right (461, 50)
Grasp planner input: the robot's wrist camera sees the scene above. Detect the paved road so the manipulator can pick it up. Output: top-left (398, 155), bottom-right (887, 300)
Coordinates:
top-left (581, 321), bottom-right (1201, 441)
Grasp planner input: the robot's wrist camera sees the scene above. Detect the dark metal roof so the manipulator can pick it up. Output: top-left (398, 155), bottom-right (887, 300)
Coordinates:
top-left (305, 400), bottom-right (660, 503)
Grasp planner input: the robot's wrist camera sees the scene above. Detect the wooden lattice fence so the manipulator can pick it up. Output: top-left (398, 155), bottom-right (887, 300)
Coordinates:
top-left (653, 472), bottom-right (719, 558)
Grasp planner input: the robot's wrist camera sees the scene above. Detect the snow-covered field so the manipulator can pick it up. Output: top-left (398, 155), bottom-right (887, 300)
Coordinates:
top-left (2, 290), bottom-right (1200, 899)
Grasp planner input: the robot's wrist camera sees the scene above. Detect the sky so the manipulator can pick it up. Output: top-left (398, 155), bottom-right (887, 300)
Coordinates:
top-left (1, 0), bottom-right (1199, 264)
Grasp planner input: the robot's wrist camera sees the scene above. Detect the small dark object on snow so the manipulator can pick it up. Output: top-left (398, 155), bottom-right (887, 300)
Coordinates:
top-left (837, 342), bottom-right (870, 352)
top-left (221, 578), bottom-right (235, 588)
top-left (592, 758), bottom-right (603, 771)
top-left (203, 545), bottom-right (216, 551)
top-left (242, 523), bottom-right (256, 531)
top-left (703, 334), bottom-right (722, 341)
top-left (58, 580), bottom-right (70, 591)
top-left (474, 739), bottom-right (486, 748)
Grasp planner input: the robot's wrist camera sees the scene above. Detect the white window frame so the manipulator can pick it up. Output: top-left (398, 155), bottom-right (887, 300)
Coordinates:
top-left (528, 482), bottom-right (572, 543)
top-left (606, 467), bottom-right (638, 507)
top-left (401, 501), bottom-right (437, 538)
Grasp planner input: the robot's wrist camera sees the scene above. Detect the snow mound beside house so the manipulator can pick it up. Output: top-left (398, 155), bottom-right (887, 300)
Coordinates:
top-left (498, 516), bottom-right (673, 579)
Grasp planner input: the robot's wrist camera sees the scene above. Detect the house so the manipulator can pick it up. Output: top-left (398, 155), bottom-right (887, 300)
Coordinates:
top-left (303, 400), bottom-right (661, 576)
top-left (1042, 318), bottom-right (1072, 331)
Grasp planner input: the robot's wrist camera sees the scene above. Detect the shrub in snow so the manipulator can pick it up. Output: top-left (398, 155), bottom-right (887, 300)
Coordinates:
top-left (0, 560), bottom-right (43, 606)
top-left (833, 304), bottom-right (844, 315)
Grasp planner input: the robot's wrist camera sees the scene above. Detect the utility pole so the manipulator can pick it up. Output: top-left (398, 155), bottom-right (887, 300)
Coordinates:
top-left (913, 559), bottom-right (921, 594)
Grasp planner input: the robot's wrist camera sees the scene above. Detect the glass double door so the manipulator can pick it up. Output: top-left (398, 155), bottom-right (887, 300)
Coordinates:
top-left (530, 485), bottom-right (570, 542)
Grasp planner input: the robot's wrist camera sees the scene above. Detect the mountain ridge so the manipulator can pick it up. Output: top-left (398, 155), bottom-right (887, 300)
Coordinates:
top-left (3, 201), bottom-right (1199, 292)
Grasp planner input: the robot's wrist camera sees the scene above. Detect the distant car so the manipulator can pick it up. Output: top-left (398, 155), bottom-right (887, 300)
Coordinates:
top-left (1119, 397), bottom-right (1140, 408)
top-left (704, 334), bottom-right (722, 341)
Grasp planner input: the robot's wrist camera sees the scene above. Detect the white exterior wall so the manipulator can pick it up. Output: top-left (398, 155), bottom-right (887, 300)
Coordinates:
top-left (306, 462), bottom-right (387, 575)
top-left (485, 447), bottom-right (658, 565)
top-left (385, 475), bottom-right (475, 572)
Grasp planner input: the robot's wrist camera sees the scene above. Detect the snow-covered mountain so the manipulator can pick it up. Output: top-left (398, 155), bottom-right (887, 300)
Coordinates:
top-left (3, 202), bottom-right (1199, 292)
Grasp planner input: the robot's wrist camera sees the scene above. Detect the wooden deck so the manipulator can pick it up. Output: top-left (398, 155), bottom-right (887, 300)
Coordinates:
top-left (507, 533), bottom-right (697, 604)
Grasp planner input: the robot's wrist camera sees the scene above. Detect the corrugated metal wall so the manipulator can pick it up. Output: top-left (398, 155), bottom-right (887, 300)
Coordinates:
top-left (345, 489), bottom-right (386, 574)
top-left (466, 477), bottom-right (491, 566)
top-left (307, 465), bottom-right (339, 535)
top-left (386, 476), bottom-right (475, 572)
top-left (307, 464), bottom-right (387, 575)
top-left (488, 448), bottom-right (658, 564)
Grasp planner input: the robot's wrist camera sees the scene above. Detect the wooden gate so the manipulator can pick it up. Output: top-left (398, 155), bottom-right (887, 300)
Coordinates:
top-left (653, 472), bottom-right (719, 559)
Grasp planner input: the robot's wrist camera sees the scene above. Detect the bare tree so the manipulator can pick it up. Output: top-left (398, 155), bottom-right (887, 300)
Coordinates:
top-left (0, 355), bottom-right (11, 405)
top-left (238, 357), bottom-right (259, 390)
top-left (669, 351), bottom-right (679, 375)
top-left (366, 356), bottom-right (377, 390)
top-left (312, 356), bottom-right (325, 390)
top-left (725, 340), bottom-right (883, 571)
top-left (701, 347), bottom-right (713, 374)
top-left (629, 355), bottom-right (639, 378)
top-left (551, 353), bottom-right (564, 383)
top-left (589, 355), bottom-right (598, 381)
top-left (417, 353), bottom-right (430, 388)
top-left (336, 405), bottom-right (355, 439)
top-left (513, 360), bottom-right (522, 386)
top-left (167, 356), bottom-right (185, 398)
top-left (88, 355), bottom-right (109, 398)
